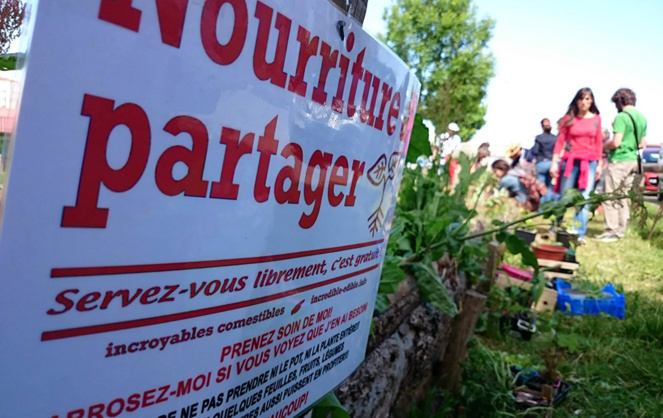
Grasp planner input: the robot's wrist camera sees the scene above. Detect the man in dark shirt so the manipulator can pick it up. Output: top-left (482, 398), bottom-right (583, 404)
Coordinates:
top-left (530, 118), bottom-right (557, 202)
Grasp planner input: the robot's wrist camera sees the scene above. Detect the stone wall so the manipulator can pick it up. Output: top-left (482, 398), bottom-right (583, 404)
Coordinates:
top-left (334, 277), bottom-right (461, 417)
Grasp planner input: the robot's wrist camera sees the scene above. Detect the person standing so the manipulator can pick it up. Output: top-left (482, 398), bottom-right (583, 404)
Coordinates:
top-left (550, 88), bottom-right (603, 243)
top-left (531, 118), bottom-right (558, 202)
top-left (595, 88), bottom-right (647, 242)
top-left (432, 122), bottom-right (461, 161)
top-left (432, 122), bottom-right (461, 180)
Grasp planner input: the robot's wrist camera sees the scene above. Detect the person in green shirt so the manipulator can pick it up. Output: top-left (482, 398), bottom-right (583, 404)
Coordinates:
top-left (595, 88), bottom-right (647, 242)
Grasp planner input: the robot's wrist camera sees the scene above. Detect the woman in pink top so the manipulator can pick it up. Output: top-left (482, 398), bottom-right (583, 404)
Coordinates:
top-left (550, 87), bottom-right (603, 242)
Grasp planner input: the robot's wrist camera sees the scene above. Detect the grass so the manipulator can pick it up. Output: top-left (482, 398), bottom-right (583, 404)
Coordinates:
top-left (462, 202), bottom-right (663, 417)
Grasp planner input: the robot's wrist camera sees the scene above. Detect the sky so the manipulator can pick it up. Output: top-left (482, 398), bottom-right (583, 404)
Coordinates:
top-left (363, 0), bottom-right (663, 154)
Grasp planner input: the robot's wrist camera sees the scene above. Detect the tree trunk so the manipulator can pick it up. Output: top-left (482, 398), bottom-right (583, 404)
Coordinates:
top-left (476, 241), bottom-right (500, 294)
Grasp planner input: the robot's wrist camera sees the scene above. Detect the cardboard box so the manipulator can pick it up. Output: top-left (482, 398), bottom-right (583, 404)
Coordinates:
top-left (495, 274), bottom-right (557, 312)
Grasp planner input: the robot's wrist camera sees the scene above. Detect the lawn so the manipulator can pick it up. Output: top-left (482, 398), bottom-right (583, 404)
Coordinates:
top-left (467, 202), bottom-right (663, 417)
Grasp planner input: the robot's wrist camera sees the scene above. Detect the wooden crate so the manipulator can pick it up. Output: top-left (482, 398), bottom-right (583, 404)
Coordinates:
top-left (495, 274), bottom-right (557, 312)
top-left (536, 287), bottom-right (558, 312)
top-left (538, 258), bottom-right (579, 280)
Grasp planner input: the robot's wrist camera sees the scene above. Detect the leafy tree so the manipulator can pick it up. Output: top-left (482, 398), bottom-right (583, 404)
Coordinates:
top-left (383, 0), bottom-right (494, 140)
top-left (0, 0), bottom-right (24, 54)
top-left (0, 52), bottom-right (17, 70)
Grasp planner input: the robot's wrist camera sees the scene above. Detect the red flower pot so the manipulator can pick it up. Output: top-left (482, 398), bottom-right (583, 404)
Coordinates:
top-left (532, 244), bottom-right (566, 261)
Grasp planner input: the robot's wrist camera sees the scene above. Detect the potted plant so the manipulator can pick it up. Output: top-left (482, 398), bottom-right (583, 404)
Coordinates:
top-left (555, 229), bottom-right (579, 249)
top-left (515, 218), bottom-right (537, 246)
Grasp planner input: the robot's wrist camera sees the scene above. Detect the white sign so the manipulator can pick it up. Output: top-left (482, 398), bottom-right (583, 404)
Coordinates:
top-left (0, 1), bottom-right (419, 417)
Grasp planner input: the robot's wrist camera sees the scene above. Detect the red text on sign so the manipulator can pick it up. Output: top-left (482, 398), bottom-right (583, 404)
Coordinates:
top-left (61, 95), bottom-right (365, 230)
top-left (96, 0), bottom-right (405, 137)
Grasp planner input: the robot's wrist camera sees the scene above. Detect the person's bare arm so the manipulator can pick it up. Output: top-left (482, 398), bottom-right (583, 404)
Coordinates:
top-left (550, 154), bottom-right (560, 178)
top-left (604, 132), bottom-right (623, 150)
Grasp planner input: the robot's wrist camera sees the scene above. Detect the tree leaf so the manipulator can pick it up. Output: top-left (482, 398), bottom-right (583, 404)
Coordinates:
top-left (379, 258), bottom-right (406, 295)
top-left (520, 247), bottom-right (539, 270)
top-left (384, 0), bottom-right (494, 139)
top-left (311, 392), bottom-right (350, 418)
top-left (505, 234), bottom-right (527, 255)
top-left (413, 263), bottom-right (458, 316)
top-left (405, 113), bottom-right (432, 163)
top-left (556, 333), bottom-right (580, 353)
top-left (496, 230), bottom-right (509, 243)
top-left (374, 294), bottom-right (390, 313)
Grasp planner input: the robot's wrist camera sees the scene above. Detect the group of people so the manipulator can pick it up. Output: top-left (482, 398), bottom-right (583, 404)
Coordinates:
top-left (492, 87), bottom-right (647, 244)
top-left (431, 122), bottom-right (492, 178)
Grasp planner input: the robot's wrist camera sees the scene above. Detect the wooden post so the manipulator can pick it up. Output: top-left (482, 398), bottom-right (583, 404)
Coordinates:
top-left (476, 241), bottom-right (500, 294)
top-left (440, 290), bottom-right (487, 391)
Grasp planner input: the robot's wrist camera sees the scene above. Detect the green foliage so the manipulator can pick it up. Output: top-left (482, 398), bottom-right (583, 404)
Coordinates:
top-left (516, 216), bottom-right (537, 232)
top-left (409, 340), bottom-right (539, 418)
top-left (0, 53), bottom-right (17, 70)
top-left (454, 339), bottom-right (519, 416)
top-left (555, 332), bottom-right (580, 353)
top-left (503, 234), bottom-right (538, 271)
top-left (381, 152), bottom-right (491, 316)
top-left (384, 143), bottom-right (651, 320)
top-left (388, 128), bottom-right (661, 415)
top-left (379, 256), bottom-right (406, 295)
top-left (475, 205), bottom-right (663, 416)
top-left (413, 260), bottom-right (458, 316)
top-left (405, 113), bottom-right (432, 164)
top-left (311, 392), bottom-right (350, 418)
top-left (409, 386), bottom-right (448, 418)
top-left (383, 0), bottom-right (495, 139)
top-left (375, 256), bottom-right (405, 312)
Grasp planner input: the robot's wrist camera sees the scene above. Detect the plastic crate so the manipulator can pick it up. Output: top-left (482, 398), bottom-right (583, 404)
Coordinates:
top-left (556, 280), bottom-right (625, 319)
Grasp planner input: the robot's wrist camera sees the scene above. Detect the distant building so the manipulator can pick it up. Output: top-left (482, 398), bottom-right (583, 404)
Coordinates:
top-left (0, 71), bottom-right (19, 134)
top-left (0, 70), bottom-right (20, 171)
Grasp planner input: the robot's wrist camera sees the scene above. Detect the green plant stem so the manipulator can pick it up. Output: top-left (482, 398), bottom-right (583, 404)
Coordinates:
top-left (451, 178), bottom-right (493, 236)
top-left (462, 191), bottom-right (658, 242)
top-left (397, 179), bottom-right (492, 269)
top-left (463, 209), bottom-right (553, 241)
top-left (398, 190), bottom-right (657, 268)
top-left (399, 207), bottom-right (553, 267)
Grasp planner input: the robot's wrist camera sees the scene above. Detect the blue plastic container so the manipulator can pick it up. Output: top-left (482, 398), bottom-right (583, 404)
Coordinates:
top-left (556, 280), bottom-right (585, 315)
top-left (556, 280), bottom-right (625, 319)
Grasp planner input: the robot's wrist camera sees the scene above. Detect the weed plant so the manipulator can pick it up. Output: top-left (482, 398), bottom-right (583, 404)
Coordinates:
top-left (471, 205), bottom-right (663, 417)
